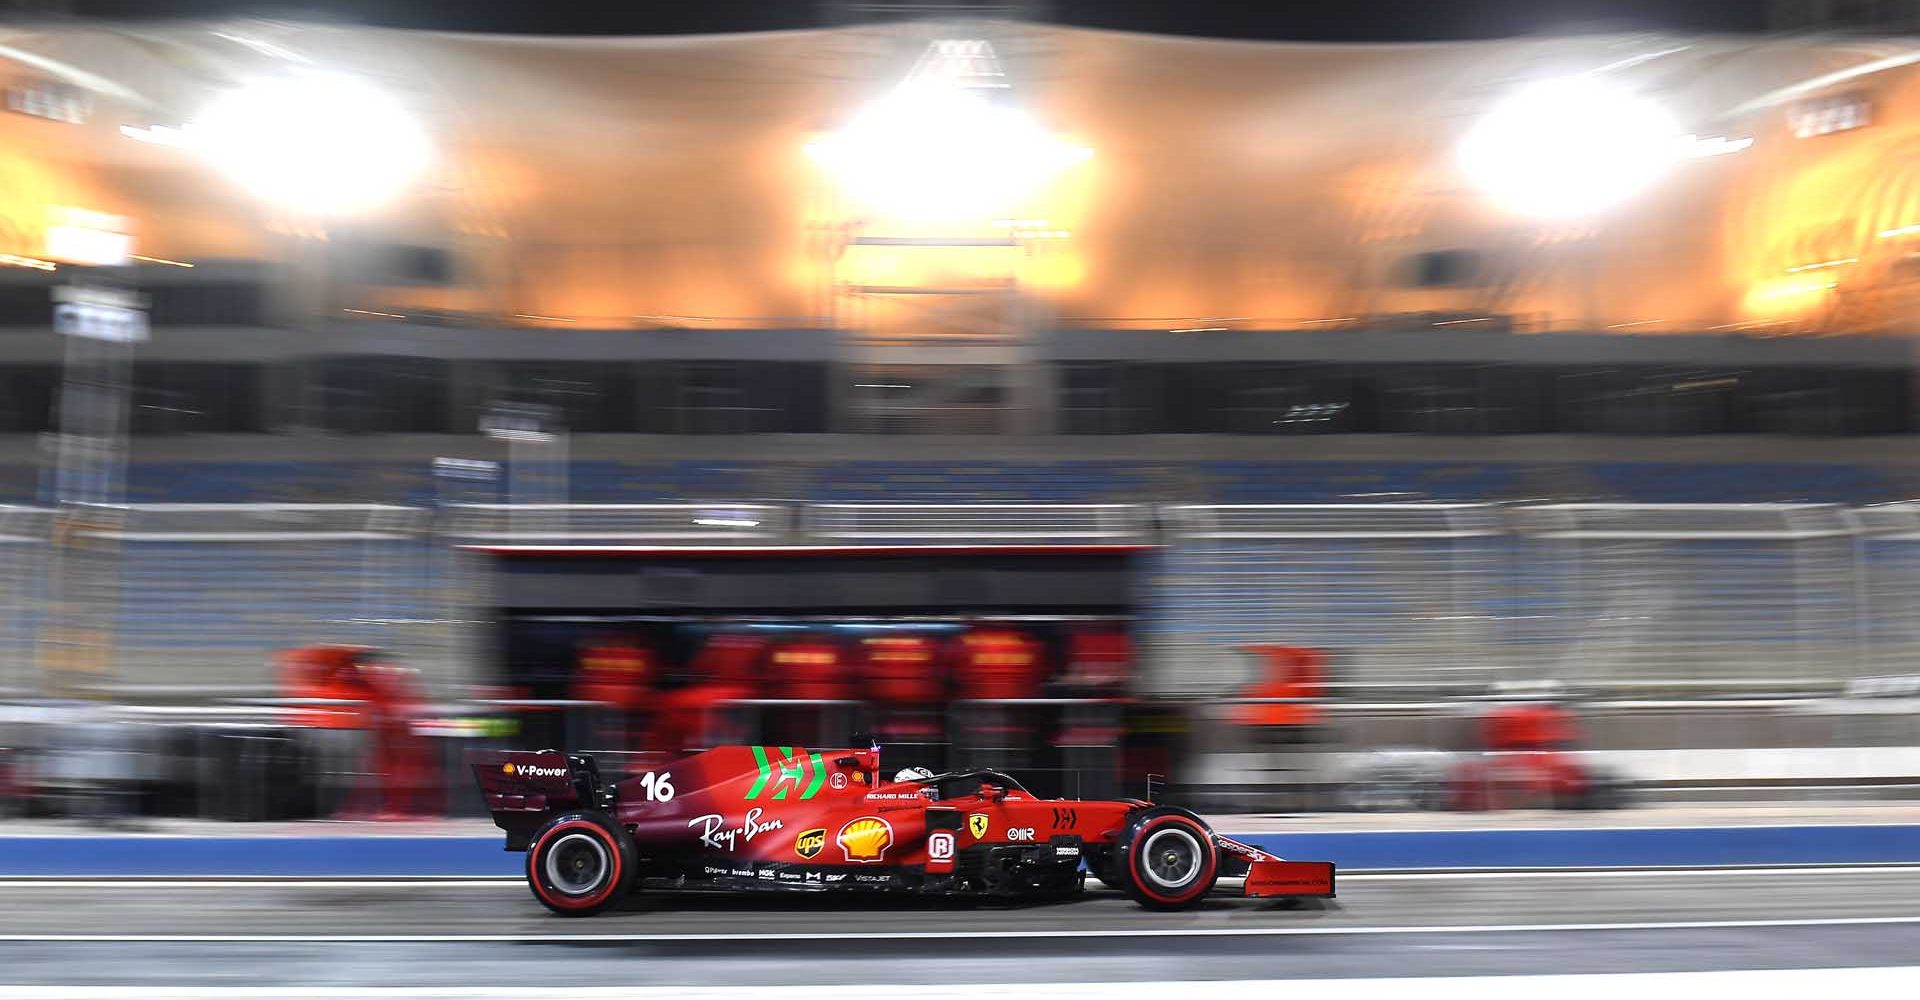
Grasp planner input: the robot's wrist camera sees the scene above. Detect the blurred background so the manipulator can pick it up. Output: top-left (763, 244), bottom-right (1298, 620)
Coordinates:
top-left (7, 0), bottom-right (1920, 827)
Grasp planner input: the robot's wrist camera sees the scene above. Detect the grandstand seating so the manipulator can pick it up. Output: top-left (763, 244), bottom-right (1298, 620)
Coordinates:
top-left (1191, 461), bottom-right (1531, 503)
top-left (1583, 462), bottom-right (1907, 504)
top-left (806, 461), bottom-right (1156, 502)
top-left (111, 540), bottom-right (428, 650)
top-left (568, 461), bottom-right (766, 502)
top-left (0, 461), bottom-right (765, 505)
top-left (0, 465), bottom-right (36, 503)
top-left (124, 462), bottom-right (432, 504)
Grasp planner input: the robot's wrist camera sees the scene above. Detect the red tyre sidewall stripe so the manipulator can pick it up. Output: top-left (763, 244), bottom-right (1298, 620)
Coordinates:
top-left (1128, 816), bottom-right (1217, 905)
top-left (529, 820), bottom-right (624, 911)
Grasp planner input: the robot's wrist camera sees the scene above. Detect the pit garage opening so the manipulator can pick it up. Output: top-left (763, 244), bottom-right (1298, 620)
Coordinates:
top-left (466, 543), bottom-right (1158, 799)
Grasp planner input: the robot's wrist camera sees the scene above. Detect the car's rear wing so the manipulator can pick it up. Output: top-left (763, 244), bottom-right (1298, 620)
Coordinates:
top-left (468, 749), bottom-right (609, 850)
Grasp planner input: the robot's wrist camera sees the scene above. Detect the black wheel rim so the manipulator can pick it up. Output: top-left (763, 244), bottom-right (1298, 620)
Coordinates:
top-left (544, 833), bottom-right (610, 896)
top-left (1141, 827), bottom-right (1202, 890)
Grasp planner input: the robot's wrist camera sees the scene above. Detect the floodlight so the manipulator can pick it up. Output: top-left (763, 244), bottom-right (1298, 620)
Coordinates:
top-left (190, 71), bottom-right (430, 215)
top-left (1458, 76), bottom-right (1681, 218)
top-left (807, 82), bottom-right (1090, 219)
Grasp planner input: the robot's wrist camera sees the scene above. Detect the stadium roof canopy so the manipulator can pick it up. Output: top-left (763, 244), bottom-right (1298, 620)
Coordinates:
top-left (4, 19), bottom-right (1920, 334)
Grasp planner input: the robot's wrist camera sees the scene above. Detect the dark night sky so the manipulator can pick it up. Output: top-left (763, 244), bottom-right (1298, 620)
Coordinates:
top-left (61, 1), bottom-right (1774, 42)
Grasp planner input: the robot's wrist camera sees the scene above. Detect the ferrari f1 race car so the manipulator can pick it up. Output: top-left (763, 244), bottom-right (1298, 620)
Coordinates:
top-left (472, 745), bottom-right (1336, 915)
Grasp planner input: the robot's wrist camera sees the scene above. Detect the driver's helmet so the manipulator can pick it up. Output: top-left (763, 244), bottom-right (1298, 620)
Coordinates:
top-left (892, 766), bottom-right (935, 783)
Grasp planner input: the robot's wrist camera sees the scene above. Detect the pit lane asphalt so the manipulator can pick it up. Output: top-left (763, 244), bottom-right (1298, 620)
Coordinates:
top-left (1, 868), bottom-right (1918, 987)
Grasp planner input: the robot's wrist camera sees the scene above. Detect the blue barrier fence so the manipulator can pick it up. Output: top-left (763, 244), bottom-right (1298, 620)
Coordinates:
top-left (4, 459), bottom-right (1904, 506)
top-left (7, 824), bottom-right (1917, 876)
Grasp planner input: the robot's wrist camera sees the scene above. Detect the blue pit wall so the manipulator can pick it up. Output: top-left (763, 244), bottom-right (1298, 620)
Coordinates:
top-left (7, 824), bottom-right (1919, 876)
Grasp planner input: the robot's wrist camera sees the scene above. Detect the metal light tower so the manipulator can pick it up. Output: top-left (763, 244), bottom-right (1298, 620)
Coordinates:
top-left (41, 265), bottom-right (147, 696)
top-left (481, 400), bottom-right (570, 539)
top-left (811, 18), bottom-right (1084, 434)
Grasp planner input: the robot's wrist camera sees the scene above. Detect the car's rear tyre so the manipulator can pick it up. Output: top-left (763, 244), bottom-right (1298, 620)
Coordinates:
top-left (1114, 808), bottom-right (1219, 911)
top-left (526, 811), bottom-right (636, 916)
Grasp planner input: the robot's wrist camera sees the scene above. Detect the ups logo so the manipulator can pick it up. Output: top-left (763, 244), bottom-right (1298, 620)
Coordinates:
top-left (794, 828), bottom-right (826, 860)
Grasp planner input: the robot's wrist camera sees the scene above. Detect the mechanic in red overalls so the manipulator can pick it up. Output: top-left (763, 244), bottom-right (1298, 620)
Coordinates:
top-left (1052, 627), bottom-right (1133, 800)
top-left (951, 626), bottom-right (1045, 702)
top-left (570, 637), bottom-right (656, 753)
top-left (359, 655), bottom-right (439, 818)
top-left (949, 625), bottom-right (1047, 770)
top-left (1231, 644), bottom-right (1327, 740)
top-left (1229, 645), bottom-right (1330, 810)
top-left (279, 645), bottom-right (374, 818)
top-left (1453, 701), bottom-right (1590, 810)
top-left (862, 633), bottom-right (945, 751)
top-left (767, 634), bottom-right (853, 746)
top-left (646, 632), bottom-right (764, 753)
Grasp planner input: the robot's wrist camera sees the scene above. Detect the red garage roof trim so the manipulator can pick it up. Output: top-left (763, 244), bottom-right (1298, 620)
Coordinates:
top-left (463, 544), bottom-right (1157, 558)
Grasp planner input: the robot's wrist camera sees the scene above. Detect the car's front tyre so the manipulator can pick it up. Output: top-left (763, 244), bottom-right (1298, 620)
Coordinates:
top-left (1113, 808), bottom-right (1220, 911)
top-left (526, 811), bottom-right (636, 916)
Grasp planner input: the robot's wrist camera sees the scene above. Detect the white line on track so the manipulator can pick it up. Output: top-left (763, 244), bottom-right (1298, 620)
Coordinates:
top-left (3, 915), bottom-right (1920, 943)
top-left (15, 969), bottom-right (1920, 999)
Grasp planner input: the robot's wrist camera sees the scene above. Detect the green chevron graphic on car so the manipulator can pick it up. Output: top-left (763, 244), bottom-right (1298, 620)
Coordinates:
top-left (748, 745), bottom-right (772, 799)
top-left (802, 752), bottom-right (826, 799)
top-left (746, 747), bottom-right (825, 800)
top-left (772, 752), bottom-right (806, 800)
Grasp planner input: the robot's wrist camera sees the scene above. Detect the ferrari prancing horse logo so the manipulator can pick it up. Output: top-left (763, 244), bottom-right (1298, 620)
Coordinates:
top-left (968, 813), bottom-right (989, 839)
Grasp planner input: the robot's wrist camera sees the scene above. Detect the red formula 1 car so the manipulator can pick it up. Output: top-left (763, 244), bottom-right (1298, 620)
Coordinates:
top-left (472, 745), bottom-right (1336, 916)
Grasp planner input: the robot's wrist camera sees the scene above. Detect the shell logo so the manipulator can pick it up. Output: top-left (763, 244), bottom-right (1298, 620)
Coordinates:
top-left (502, 763), bottom-right (516, 775)
top-left (835, 816), bottom-right (894, 863)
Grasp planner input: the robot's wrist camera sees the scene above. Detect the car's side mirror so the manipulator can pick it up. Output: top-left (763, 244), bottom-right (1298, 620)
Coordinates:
top-left (978, 782), bottom-right (1006, 802)
top-left (834, 757), bottom-right (859, 768)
